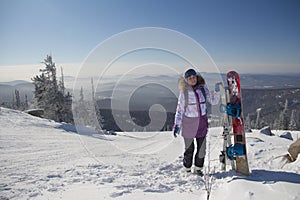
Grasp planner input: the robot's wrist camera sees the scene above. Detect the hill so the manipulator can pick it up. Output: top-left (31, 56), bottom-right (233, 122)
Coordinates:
top-left (1, 107), bottom-right (300, 200)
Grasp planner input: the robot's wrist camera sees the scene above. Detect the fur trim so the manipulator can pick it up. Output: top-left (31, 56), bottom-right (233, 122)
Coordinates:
top-left (178, 74), bottom-right (205, 91)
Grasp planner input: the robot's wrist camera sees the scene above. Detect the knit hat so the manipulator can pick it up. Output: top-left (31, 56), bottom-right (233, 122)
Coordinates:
top-left (184, 68), bottom-right (197, 79)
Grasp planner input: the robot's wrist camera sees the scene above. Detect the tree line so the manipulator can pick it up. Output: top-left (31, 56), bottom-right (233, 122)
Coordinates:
top-left (249, 99), bottom-right (299, 131)
top-left (1, 89), bottom-right (29, 111)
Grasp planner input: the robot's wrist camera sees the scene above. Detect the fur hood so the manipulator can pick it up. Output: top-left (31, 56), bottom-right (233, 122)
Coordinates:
top-left (178, 74), bottom-right (206, 91)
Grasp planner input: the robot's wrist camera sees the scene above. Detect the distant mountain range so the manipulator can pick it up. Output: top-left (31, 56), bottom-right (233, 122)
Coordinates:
top-left (235, 73), bottom-right (300, 89)
top-left (1, 73), bottom-right (300, 103)
top-left (1, 80), bottom-right (31, 86)
top-left (2, 73), bottom-right (299, 131)
top-left (0, 81), bottom-right (34, 102)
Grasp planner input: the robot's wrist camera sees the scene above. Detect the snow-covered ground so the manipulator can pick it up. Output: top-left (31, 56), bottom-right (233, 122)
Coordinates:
top-left (1, 107), bottom-right (299, 200)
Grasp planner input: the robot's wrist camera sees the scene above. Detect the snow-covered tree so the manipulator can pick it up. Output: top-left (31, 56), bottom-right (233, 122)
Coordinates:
top-left (255, 108), bottom-right (261, 129)
top-left (32, 54), bottom-right (73, 123)
top-left (73, 82), bottom-right (103, 129)
top-left (24, 95), bottom-right (28, 110)
top-left (79, 87), bottom-right (84, 103)
top-left (14, 89), bottom-right (21, 110)
top-left (278, 99), bottom-right (289, 130)
top-left (245, 113), bottom-right (252, 131)
top-left (59, 67), bottom-right (65, 96)
top-left (40, 55), bottom-right (58, 91)
top-left (91, 78), bottom-right (95, 103)
top-left (289, 109), bottom-right (297, 131)
top-left (62, 91), bottom-right (73, 123)
top-left (92, 78), bottom-right (104, 129)
top-left (73, 87), bottom-right (90, 126)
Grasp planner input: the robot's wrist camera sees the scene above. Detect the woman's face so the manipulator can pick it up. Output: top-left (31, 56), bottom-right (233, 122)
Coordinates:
top-left (186, 75), bottom-right (197, 86)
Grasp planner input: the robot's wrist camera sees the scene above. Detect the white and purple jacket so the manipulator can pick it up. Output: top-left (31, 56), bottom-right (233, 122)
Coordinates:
top-left (174, 83), bottom-right (220, 138)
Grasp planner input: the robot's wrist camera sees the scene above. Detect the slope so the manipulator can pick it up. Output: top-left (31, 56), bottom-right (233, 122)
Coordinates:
top-left (0, 107), bottom-right (300, 200)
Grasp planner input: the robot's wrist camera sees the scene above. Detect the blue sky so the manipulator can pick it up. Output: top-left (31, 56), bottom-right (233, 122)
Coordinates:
top-left (1, 0), bottom-right (300, 80)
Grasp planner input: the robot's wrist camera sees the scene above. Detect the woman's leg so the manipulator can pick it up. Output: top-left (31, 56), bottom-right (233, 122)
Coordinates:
top-left (183, 138), bottom-right (195, 168)
top-left (195, 137), bottom-right (206, 168)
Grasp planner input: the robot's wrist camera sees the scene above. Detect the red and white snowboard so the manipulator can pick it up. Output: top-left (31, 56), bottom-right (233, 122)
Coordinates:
top-left (226, 70), bottom-right (250, 176)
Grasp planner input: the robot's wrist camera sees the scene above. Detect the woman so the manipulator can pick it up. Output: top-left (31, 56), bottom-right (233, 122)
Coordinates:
top-left (173, 68), bottom-right (220, 175)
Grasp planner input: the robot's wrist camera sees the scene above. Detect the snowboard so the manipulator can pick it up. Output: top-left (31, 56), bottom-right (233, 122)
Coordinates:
top-left (219, 83), bottom-right (235, 172)
top-left (226, 71), bottom-right (250, 176)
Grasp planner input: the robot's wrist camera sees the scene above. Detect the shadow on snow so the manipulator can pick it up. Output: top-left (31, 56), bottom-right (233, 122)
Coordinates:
top-left (54, 123), bottom-right (114, 141)
top-left (213, 169), bottom-right (300, 184)
top-left (245, 170), bottom-right (300, 184)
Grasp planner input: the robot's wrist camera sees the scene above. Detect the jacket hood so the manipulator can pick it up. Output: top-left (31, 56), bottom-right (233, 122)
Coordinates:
top-left (178, 73), bottom-right (205, 91)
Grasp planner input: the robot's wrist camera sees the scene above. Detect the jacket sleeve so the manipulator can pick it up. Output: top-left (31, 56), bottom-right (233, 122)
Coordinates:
top-left (205, 85), bottom-right (221, 105)
top-left (174, 91), bottom-right (185, 127)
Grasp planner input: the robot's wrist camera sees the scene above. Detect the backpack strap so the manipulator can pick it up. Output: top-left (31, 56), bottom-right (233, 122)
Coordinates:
top-left (184, 88), bottom-right (188, 110)
top-left (199, 85), bottom-right (207, 104)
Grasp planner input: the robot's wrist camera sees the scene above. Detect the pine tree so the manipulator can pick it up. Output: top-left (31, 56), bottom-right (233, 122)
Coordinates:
top-left (62, 91), bottom-right (73, 123)
top-left (41, 55), bottom-right (60, 120)
top-left (278, 111), bottom-right (284, 130)
top-left (245, 113), bottom-right (252, 131)
top-left (24, 95), bottom-right (29, 110)
top-left (255, 108), bottom-right (261, 129)
top-left (75, 87), bottom-right (89, 125)
top-left (289, 110), bottom-right (297, 131)
top-left (40, 55), bottom-right (58, 91)
top-left (59, 67), bottom-right (65, 96)
top-left (32, 73), bottom-right (47, 108)
top-left (73, 78), bottom-right (105, 129)
top-left (32, 54), bottom-right (73, 123)
top-left (278, 99), bottom-right (289, 130)
top-left (79, 87), bottom-right (84, 103)
top-left (15, 89), bottom-right (21, 110)
top-left (91, 78), bottom-right (95, 103)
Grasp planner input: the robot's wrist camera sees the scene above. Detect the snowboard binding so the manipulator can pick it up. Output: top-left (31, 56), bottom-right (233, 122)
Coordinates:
top-left (226, 143), bottom-right (246, 160)
top-left (220, 103), bottom-right (241, 118)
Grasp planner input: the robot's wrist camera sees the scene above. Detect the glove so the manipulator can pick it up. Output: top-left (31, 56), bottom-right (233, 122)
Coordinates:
top-left (214, 82), bottom-right (222, 92)
top-left (173, 125), bottom-right (180, 138)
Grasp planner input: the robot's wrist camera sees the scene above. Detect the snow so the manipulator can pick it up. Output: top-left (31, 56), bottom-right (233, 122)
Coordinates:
top-left (1, 107), bottom-right (300, 200)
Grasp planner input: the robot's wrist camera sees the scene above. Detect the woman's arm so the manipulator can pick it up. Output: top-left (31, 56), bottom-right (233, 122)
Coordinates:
top-left (205, 85), bottom-right (221, 105)
top-left (174, 91), bottom-right (185, 126)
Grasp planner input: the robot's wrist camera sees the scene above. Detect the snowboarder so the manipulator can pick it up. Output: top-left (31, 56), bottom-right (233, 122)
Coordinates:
top-left (173, 68), bottom-right (221, 175)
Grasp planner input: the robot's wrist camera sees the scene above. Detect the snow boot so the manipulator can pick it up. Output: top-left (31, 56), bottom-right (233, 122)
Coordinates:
top-left (194, 166), bottom-right (203, 176)
top-left (182, 167), bottom-right (192, 173)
